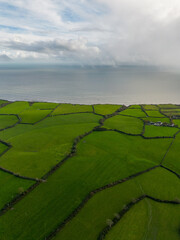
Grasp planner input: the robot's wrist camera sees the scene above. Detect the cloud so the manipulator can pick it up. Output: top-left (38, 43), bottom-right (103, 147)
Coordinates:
top-left (3, 38), bottom-right (99, 54)
top-left (0, 0), bottom-right (180, 66)
top-left (0, 54), bottom-right (12, 62)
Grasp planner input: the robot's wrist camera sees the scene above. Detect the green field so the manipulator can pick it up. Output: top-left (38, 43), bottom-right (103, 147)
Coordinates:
top-left (161, 109), bottom-right (180, 116)
top-left (163, 132), bottom-right (180, 174)
top-left (0, 113), bottom-right (101, 178)
top-left (104, 115), bottom-right (143, 134)
top-left (120, 108), bottom-right (147, 118)
top-left (94, 104), bottom-right (121, 115)
top-left (0, 101), bottom-right (179, 240)
top-left (173, 119), bottom-right (180, 127)
top-left (144, 125), bottom-right (179, 138)
top-left (0, 100), bottom-right (8, 106)
top-left (0, 171), bottom-right (35, 209)
top-left (128, 105), bottom-right (141, 109)
top-left (0, 115), bottom-right (19, 130)
top-left (53, 167), bottom-right (180, 240)
top-left (52, 104), bottom-right (93, 115)
top-left (31, 102), bottom-right (59, 110)
top-left (105, 199), bottom-right (180, 240)
top-left (19, 109), bottom-right (52, 124)
top-left (142, 104), bottom-right (159, 110)
top-left (145, 110), bottom-right (165, 118)
top-left (141, 117), bottom-right (170, 124)
top-left (159, 104), bottom-right (179, 109)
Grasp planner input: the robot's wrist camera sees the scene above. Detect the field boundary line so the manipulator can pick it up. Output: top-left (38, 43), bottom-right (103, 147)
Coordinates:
top-left (94, 127), bottom-right (174, 139)
top-left (97, 195), bottom-right (180, 240)
top-left (0, 106), bottom-right (126, 218)
top-left (18, 103), bottom-right (61, 125)
top-left (45, 165), bottom-right (159, 240)
top-left (0, 114), bottom-right (21, 132)
top-left (0, 166), bottom-right (41, 182)
top-left (160, 129), bottom-right (180, 165)
top-left (160, 165), bottom-right (180, 179)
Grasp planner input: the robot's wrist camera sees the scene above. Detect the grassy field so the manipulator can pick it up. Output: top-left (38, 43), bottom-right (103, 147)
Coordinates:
top-left (0, 101), bottom-right (30, 114)
top-left (52, 104), bottom-right (93, 115)
top-left (141, 117), bottom-right (170, 123)
top-left (0, 101), bottom-right (179, 240)
top-left (159, 104), bottom-right (179, 108)
top-left (31, 102), bottom-right (59, 110)
top-left (142, 104), bottom-right (159, 110)
top-left (144, 125), bottom-right (179, 138)
top-left (145, 110), bottom-right (165, 118)
top-left (0, 115), bottom-right (19, 129)
top-left (19, 109), bottom-right (52, 123)
top-left (0, 113), bottom-right (101, 178)
top-left (93, 104), bottom-right (122, 115)
top-left (0, 100), bottom-right (8, 106)
top-left (0, 171), bottom-right (35, 209)
top-left (53, 167), bottom-right (180, 240)
top-left (127, 105), bottom-right (141, 109)
top-left (105, 199), bottom-right (180, 240)
top-left (0, 132), bottom-right (171, 239)
top-left (120, 108), bottom-right (147, 118)
top-left (173, 119), bottom-right (180, 127)
top-left (163, 132), bottom-right (180, 174)
top-left (104, 115), bottom-right (143, 134)
top-left (161, 109), bottom-right (180, 116)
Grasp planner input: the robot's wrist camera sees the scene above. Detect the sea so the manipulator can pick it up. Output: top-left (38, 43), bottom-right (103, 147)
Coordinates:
top-left (0, 64), bottom-right (180, 105)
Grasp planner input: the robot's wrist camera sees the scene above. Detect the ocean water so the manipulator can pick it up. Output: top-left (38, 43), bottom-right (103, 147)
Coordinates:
top-left (0, 64), bottom-right (180, 105)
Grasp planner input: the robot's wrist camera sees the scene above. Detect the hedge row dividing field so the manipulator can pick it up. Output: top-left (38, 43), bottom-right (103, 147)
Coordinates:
top-left (101, 198), bottom-right (180, 240)
top-left (0, 101), bottom-right (179, 240)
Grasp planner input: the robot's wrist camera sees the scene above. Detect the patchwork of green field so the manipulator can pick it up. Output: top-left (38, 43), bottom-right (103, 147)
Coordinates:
top-left (105, 199), bottom-right (180, 240)
top-left (144, 125), bottom-right (179, 138)
top-left (104, 115), bottom-right (143, 134)
top-left (93, 104), bottom-right (122, 115)
top-left (53, 167), bottom-right (180, 240)
top-left (52, 104), bottom-right (93, 115)
top-left (31, 102), bottom-right (59, 109)
top-left (145, 110), bottom-right (165, 118)
top-left (19, 109), bottom-right (51, 124)
top-left (120, 108), bottom-right (147, 118)
top-left (0, 114), bottom-right (101, 178)
top-left (0, 115), bottom-right (19, 130)
top-left (0, 101), bottom-right (179, 240)
top-left (0, 171), bottom-right (35, 209)
top-left (141, 117), bottom-right (170, 124)
top-left (142, 104), bottom-right (159, 110)
top-left (0, 132), bottom-right (171, 240)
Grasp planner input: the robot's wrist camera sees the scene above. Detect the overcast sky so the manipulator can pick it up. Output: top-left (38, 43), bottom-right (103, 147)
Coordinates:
top-left (0, 0), bottom-right (180, 66)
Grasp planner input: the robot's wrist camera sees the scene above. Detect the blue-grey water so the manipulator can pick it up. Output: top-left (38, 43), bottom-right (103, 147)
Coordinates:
top-left (0, 64), bottom-right (180, 104)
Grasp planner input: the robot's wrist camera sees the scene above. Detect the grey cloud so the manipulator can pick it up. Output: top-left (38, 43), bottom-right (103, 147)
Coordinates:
top-left (0, 54), bottom-right (12, 62)
top-left (1, 0), bottom-right (180, 66)
top-left (3, 39), bottom-right (100, 55)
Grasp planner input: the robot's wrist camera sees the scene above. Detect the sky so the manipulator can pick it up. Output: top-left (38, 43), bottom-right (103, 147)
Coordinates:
top-left (0, 0), bottom-right (180, 66)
